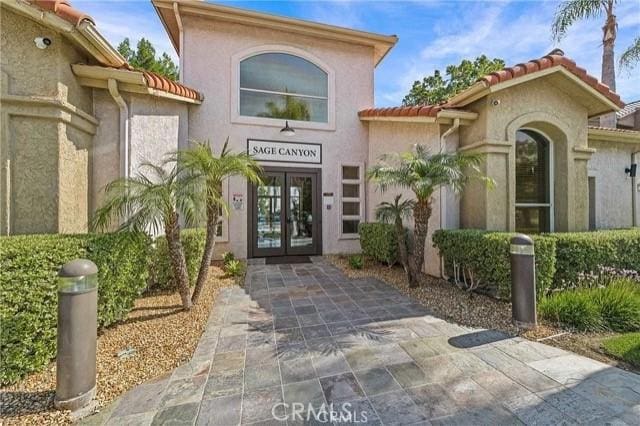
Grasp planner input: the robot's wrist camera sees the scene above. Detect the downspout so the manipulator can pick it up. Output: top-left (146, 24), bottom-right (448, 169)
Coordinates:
top-left (438, 118), bottom-right (460, 278)
top-left (107, 79), bottom-right (130, 179)
top-left (173, 2), bottom-right (184, 83)
top-left (633, 151), bottom-right (639, 227)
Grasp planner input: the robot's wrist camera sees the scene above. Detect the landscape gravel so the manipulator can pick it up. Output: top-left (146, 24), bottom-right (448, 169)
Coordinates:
top-left (0, 266), bottom-right (235, 425)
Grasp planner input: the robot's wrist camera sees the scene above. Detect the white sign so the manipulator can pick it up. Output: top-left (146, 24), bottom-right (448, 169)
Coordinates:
top-left (247, 139), bottom-right (321, 164)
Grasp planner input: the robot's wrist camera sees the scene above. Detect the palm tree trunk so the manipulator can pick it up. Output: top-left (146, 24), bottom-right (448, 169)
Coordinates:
top-left (600, 0), bottom-right (617, 128)
top-left (409, 199), bottom-right (432, 287)
top-left (395, 219), bottom-right (410, 281)
top-left (165, 213), bottom-right (192, 310)
top-left (191, 205), bottom-right (218, 303)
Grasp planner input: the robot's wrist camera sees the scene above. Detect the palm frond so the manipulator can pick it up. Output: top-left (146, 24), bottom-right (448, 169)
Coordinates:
top-left (552, 0), bottom-right (607, 41)
top-left (620, 36), bottom-right (640, 71)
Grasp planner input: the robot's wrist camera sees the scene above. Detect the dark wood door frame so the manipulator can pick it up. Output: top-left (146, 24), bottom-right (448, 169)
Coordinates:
top-left (247, 166), bottom-right (322, 258)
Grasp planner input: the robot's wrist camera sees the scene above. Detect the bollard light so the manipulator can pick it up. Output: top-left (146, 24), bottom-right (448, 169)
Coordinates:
top-left (510, 234), bottom-right (537, 329)
top-left (55, 259), bottom-right (98, 411)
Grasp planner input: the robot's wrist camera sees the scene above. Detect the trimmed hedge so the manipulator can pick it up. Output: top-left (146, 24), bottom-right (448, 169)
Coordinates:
top-left (150, 228), bottom-right (206, 289)
top-left (546, 229), bottom-right (640, 289)
top-left (0, 232), bottom-right (150, 385)
top-left (358, 223), bottom-right (399, 266)
top-left (432, 229), bottom-right (556, 300)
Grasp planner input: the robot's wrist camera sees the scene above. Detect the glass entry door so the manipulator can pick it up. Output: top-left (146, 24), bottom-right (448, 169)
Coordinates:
top-left (250, 169), bottom-right (320, 257)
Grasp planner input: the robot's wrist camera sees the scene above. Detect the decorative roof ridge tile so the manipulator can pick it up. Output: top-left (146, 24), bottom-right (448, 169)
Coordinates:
top-left (30, 0), bottom-right (95, 26)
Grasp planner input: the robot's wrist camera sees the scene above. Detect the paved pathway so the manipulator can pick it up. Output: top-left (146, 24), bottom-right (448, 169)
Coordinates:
top-left (87, 258), bottom-right (640, 425)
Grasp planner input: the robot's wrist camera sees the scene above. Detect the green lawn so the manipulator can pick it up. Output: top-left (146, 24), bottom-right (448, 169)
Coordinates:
top-left (601, 333), bottom-right (640, 368)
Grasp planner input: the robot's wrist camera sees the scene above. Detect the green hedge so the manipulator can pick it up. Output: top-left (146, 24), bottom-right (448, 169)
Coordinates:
top-left (150, 228), bottom-right (206, 289)
top-left (432, 229), bottom-right (556, 300)
top-left (547, 229), bottom-right (640, 288)
top-left (0, 232), bottom-right (150, 385)
top-left (358, 223), bottom-right (399, 266)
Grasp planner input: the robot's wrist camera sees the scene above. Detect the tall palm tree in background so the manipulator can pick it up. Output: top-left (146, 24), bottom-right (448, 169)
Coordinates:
top-left (367, 146), bottom-right (492, 287)
top-left (91, 163), bottom-right (202, 310)
top-left (552, 0), bottom-right (619, 128)
top-left (174, 140), bottom-right (263, 303)
top-left (375, 195), bottom-right (414, 280)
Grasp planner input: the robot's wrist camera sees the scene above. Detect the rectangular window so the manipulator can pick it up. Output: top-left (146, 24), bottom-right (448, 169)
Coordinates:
top-left (341, 164), bottom-right (364, 238)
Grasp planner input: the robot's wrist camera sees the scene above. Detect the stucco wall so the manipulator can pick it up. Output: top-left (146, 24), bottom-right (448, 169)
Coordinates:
top-left (1, 7), bottom-right (96, 235)
top-left (459, 76), bottom-right (592, 233)
top-left (587, 140), bottom-right (638, 229)
top-left (181, 16), bottom-right (374, 258)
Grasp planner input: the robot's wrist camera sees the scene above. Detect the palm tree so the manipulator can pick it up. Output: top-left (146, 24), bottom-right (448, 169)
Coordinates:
top-left (91, 162), bottom-right (202, 309)
top-left (620, 37), bottom-right (640, 71)
top-left (552, 0), bottom-right (619, 127)
top-left (174, 140), bottom-right (262, 304)
top-left (375, 194), bottom-right (414, 280)
top-left (367, 146), bottom-right (491, 287)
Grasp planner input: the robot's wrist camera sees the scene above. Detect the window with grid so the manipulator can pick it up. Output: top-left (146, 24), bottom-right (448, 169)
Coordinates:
top-left (341, 164), bottom-right (364, 237)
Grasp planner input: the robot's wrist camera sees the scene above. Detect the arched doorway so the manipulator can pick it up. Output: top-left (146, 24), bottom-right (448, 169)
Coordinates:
top-left (515, 129), bottom-right (553, 233)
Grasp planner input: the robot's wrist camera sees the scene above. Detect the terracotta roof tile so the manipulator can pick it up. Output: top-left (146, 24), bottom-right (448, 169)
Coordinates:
top-left (30, 0), bottom-right (94, 26)
top-left (359, 50), bottom-right (624, 119)
top-left (141, 70), bottom-right (204, 102)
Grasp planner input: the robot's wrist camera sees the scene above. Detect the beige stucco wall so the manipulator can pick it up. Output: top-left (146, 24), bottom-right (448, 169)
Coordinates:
top-left (459, 75), bottom-right (593, 233)
top-left (587, 140), bottom-right (639, 229)
top-left (1, 7), bottom-right (96, 235)
top-left (181, 15), bottom-right (374, 258)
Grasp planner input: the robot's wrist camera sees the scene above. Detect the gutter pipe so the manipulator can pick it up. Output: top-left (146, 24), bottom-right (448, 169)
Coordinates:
top-left (107, 79), bottom-right (130, 179)
top-left (633, 151), bottom-right (639, 227)
top-left (438, 118), bottom-right (461, 278)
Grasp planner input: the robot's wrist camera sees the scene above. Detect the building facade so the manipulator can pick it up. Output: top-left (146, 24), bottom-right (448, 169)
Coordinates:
top-left (2, 0), bottom-right (639, 276)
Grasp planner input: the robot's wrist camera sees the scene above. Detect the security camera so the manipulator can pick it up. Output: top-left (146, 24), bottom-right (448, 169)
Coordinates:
top-left (34, 37), bottom-right (52, 49)
top-left (491, 99), bottom-right (501, 106)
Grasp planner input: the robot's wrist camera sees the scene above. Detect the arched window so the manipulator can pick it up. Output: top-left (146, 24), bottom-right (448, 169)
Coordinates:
top-left (515, 129), bottom-right (553, 233)
top-left (239, 53), bottom-right (328, 123)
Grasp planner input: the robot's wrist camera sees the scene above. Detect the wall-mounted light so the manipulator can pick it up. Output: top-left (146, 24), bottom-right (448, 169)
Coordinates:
top-left (625, 164), bottom-right (637, 178)
top-left (280, 121), bottom-right (295, 136)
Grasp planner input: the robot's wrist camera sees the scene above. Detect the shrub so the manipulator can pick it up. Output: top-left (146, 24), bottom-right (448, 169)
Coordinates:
top-left (432, 230), bottom-right (556, 300)
top-left (358, 223), bottom-right (399, 266)
top-left (539, 291), bottom-right (603, 331)
top-left (222, 251), bottom-right (235, 265)
top-left (150, 228), bottom-right (206, 289)
top-left (540, 279), bottom-right (640, 332)
top-left (0, 232), bottom-right (150, 385)
top-left (348, 255), bottom-right (363, 270)
top-left (547, 229), bottom-right (640, 289)
top-left (224, 259), bottom-right (244, 277)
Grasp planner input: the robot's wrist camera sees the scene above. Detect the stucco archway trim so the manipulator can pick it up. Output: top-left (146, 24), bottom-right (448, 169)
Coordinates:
top-left (230, 44), bottom-right (336, 131)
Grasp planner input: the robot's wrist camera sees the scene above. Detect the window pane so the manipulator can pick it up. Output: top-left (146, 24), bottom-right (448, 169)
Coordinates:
top-left (516, 130), bottom-right (549, 203)
top-left (342, 166), bottom-right (359, 180)
top-left (516, 207), bottom-right (550, 234)
top-left (342, 220), bottom-right (359, 234)
top-left (342, 184), bottom-right (359, 198)
top-left (216, 221), bottom-right (223, 237)
top-left (342, 201), bottom-right (360, 216)
top-left (240, 90), bottom-right (328, 122)
top-left (240, 53), bottom-right (328, 97)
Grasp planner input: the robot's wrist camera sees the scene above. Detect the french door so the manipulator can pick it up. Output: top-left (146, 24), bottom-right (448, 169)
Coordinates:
top-left (249, 169), bottom-right (321, 257)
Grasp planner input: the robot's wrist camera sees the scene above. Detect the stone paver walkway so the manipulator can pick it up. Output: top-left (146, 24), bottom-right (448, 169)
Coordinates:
top-left (88, 258), bottom-right (640, 425)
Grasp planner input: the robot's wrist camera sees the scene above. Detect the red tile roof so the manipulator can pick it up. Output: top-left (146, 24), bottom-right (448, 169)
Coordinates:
top-left (141, 70), bottom-right (204, 102)
top-left (359, 50), bottom-right (624, 119)
top-left (31, 0), bottom-right (94, 26)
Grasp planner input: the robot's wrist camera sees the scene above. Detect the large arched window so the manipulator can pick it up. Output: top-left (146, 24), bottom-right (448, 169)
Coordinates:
top-left (515, 129), bottom-right (553, 233)
top-left (239, 53), bottom-right (328, 123)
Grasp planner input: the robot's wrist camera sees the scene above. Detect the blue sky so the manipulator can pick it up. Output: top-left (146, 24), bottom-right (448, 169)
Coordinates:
top-left (76, 0), bottom-right (640, 105)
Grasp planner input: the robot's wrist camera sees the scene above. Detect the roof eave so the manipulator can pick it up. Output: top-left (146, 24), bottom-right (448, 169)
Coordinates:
top-left (151, 0), bottom-right (397, 65)
top-left (588, 127), bottom-right (640, 144)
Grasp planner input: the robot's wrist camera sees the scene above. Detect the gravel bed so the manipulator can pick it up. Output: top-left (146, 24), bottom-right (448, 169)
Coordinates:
top-left (0, 266), bottom-right (236, 425)
top-left (328, 255), bottom-right (520, 335)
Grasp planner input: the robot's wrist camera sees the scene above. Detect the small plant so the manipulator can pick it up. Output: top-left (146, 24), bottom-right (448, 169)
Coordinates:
top-left (224, 259), bottom-right (244, 277)
top-left (348, 255), bottom-right (363, 270)
top-left (539, 278), bottom-right (640, 332)
top-left (222, 251), bottom-right (235, 265)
